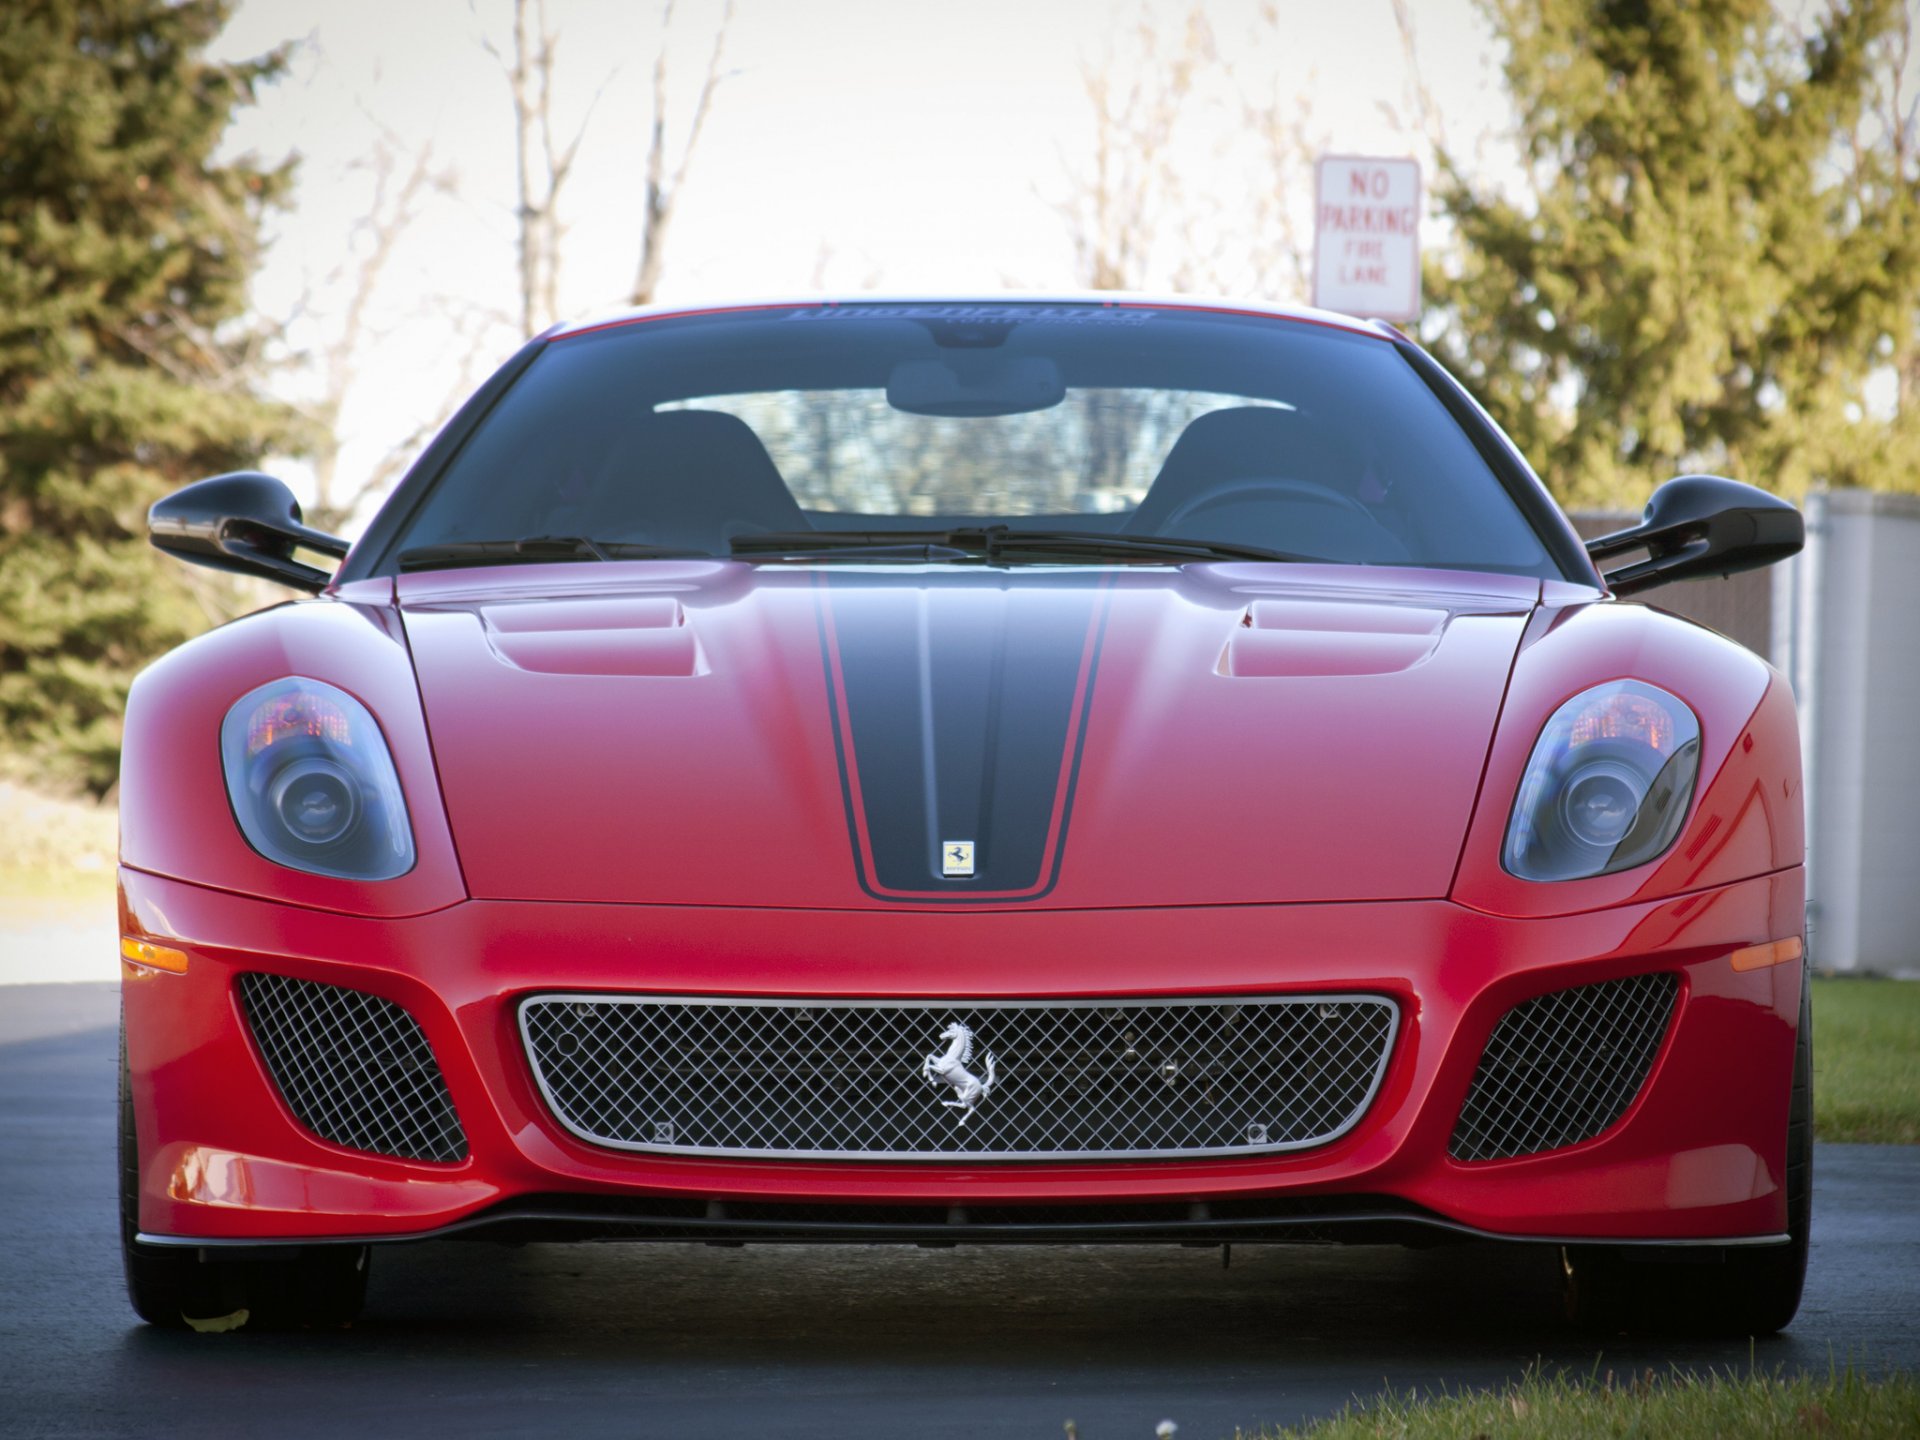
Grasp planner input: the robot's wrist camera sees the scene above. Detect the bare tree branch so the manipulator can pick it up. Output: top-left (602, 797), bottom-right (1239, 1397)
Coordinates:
top-left (1234, 85), bottom-right (1318, 301)
top-left (501, 0), bottom-right (539, 335)
top-left (1059, 2), bottom-right (1318, 302)
top-left (1062, 4), bottom-right (1215, 292)
top-left (1387, 0), bottom-right (1448, 156)
top-left (482, 0), bottom-right (605, 335)
top-left (631, 0), bottom-right (735, 306)
top-left (288, 137), bottom-right (454, 529)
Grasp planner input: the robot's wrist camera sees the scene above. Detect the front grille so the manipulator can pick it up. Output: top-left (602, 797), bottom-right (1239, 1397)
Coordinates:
top-left (519, 994), bottom-right (1398, 1160)
top-left (1449, 972), bottom-right (1679, 1162)
top-left (239, 973), bottom-right (468, 1163)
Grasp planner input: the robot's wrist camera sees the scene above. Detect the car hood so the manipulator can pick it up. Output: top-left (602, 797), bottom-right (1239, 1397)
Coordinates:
top-left (396, 561), bottom-right (1538, 908)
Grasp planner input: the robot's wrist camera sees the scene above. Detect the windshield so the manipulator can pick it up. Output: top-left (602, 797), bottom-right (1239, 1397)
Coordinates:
top-left (385, 303), bottom-right (1557, 576)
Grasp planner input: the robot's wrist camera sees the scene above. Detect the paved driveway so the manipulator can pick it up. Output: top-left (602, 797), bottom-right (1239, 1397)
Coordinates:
top-left (3, 982), bottom-right (1915, 1440)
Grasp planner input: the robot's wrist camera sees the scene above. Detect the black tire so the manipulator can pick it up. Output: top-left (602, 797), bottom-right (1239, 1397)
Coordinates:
top-left (120, 1013), bottom-right (370, 1330)
top-left (1561, 972), bottom-right (1812, 1337)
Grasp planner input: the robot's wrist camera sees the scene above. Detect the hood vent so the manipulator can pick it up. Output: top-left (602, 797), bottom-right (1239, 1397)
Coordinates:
top-left (1218, 599), bottom-right (1448, 678)
top-left (480, 596), bottom-right (706, 677)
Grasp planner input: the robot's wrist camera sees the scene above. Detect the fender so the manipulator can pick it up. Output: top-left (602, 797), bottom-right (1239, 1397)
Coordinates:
top-left (1452, 599), bottom-right (1802, 917)
top-left (119, 582), bottom-right (466, 918)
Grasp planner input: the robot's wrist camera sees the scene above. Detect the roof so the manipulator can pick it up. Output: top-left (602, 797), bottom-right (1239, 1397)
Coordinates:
top-left (544, 292), bottom-right (1401, 344)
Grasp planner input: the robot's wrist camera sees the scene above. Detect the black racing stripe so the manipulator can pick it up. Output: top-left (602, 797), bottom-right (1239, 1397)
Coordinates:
top-left (821, 573), bottom-right (1104, 901)
top-left (812, 577), bottom-right (872, 899)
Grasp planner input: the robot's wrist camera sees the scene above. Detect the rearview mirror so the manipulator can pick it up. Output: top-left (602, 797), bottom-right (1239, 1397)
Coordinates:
top-left (886, 357), bottom-right (1066, 417)
top-left (149, 472), bottom-right (350, 593)
top-left (1585, 475), bottom-right (1803, 596)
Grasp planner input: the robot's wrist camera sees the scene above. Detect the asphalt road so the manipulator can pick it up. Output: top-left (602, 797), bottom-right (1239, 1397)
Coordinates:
top-left (3, 982), bottom-right (1915, 1440)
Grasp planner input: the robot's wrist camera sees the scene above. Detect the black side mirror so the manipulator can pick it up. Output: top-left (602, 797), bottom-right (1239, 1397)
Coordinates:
top-left (149, 472), bottom-right (350, 593)
top-left (1585, 475), bottom-right (1803, 596)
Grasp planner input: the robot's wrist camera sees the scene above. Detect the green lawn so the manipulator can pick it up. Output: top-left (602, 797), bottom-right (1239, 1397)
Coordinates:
top-left (1812, 977), bottom-right (1920, 1144)
top-left (0, 866), bottom-right (116, 910)
top-left (0, 779), bottom-right (116, 911)
top-left (1236, 1368), bottom-right (1919, 1440)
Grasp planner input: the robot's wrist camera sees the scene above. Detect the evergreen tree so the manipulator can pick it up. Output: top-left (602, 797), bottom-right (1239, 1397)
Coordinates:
top-left (1423, 0), bottom-right (1920, 509)
top-left (0, 0), bottom-right (300, 794)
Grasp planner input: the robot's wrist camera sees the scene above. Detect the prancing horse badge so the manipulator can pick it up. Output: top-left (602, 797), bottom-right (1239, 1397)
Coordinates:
top-left (941, 840), bottom-right (976, 877)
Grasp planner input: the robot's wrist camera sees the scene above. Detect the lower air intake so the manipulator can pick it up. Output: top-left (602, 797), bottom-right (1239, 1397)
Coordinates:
top-left (238, 972), bottom-right (468, 1163)
top-left (1450, 971), bottom-right (1679, 1162)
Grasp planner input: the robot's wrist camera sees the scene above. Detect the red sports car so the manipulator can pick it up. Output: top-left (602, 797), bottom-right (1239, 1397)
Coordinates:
top-left (120, 297), bottom-right (1810, 1335)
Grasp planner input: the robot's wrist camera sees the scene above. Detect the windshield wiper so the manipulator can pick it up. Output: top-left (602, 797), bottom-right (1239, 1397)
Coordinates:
top-left (731, 527), bottom-right (1309, 565)
top-left (727, 532), bottom-right (977, 562)
top-left (397, 536), bottom-right (709, 572)
top-left (971, 528), bottom-right (1312, 564)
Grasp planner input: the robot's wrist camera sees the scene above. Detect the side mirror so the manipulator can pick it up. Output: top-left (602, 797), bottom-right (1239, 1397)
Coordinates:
top-left (1585, 475), bottom-right (1803, 596)
top-left (149, 472), bottom-right (349, 593)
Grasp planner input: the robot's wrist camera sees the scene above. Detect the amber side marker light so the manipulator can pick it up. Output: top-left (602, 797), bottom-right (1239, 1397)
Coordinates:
top-left (121, 937), bottom-right (189, 974)
top-left (1729, 936), bottom-right (1804, 973)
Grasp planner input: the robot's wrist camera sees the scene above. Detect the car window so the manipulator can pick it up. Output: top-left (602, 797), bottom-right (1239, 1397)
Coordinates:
top-left (392, 304), bottom-right (1556, 576)
top-left (662, 389), bottom-right (1285, 518)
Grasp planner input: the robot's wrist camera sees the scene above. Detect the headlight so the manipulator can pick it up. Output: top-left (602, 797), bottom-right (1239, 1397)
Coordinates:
top-left (220, 678), bottom-right (416, 880)
top-left (1503, 680), bottom-right (1700, 882)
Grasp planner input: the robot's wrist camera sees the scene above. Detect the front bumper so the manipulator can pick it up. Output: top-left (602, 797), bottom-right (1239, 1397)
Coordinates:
top-left (120, 864), bottom-right (1805, 1246)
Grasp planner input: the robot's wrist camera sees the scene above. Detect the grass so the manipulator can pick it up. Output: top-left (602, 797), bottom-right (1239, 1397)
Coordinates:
top-left (0, 780), bottom-right (116, 911)
top-left (1230, 1367), bottom-right (1920, 1440)
top-left (1811, 977), bottom-right (1920, 1144)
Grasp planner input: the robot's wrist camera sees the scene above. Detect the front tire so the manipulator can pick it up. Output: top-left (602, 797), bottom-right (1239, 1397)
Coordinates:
top-left (1561, 971), bottom-right (1812, 1337)
top-left (120, 1014), bottom-right (370, 1330)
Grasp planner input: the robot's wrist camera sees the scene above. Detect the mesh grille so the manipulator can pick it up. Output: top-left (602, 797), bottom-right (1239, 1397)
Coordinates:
top-left (239, 972), bottom-right (468, 1163)
top-left (520, 994), bottom-right (1397, 1159)
top-left (1450, 972), bottom-right (1678, 1162)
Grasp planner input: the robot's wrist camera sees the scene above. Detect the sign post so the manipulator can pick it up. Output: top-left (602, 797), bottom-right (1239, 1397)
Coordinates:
top-left (1312, 156), bottom-right (1422, 322)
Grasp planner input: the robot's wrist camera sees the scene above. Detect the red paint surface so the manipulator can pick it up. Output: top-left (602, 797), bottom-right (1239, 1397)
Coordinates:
top-left (383, 563), bottom-right (1555, 907)
top-left (119, 553), bottom-right (1804, 1246)
top-left (120, 863), bottom-right (1803, 1242)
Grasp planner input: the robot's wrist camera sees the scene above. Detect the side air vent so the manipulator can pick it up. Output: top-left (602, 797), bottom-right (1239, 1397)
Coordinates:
top-left (238, 972), bottom-right (467, 1163)
top-left (1450, 972), bottom-right (1679, 1162)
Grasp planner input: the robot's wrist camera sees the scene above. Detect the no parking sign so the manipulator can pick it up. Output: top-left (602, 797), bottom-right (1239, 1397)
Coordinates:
top-left (1313, 155), bottom-right (1422, 322)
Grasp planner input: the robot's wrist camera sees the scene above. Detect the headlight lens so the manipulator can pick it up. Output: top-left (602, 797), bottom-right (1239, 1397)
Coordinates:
top-left (1503, 680), bottom-right (1700, 882)
top-left (220, 678), bottom-right (416, 880)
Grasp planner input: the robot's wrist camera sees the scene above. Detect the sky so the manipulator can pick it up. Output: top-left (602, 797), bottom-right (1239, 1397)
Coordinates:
top-left (207, 0), bottom-right (1515, 527)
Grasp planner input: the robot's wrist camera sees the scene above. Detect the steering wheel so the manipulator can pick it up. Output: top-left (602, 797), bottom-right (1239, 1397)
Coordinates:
top-left (1157, 476), bottom-right (1377, 533)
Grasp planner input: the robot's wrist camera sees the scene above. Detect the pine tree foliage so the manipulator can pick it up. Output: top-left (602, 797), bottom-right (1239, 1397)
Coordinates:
top-left (0, 0), bottom-right (301, 794)
top-left (1423, 0), bottom-right (1920, 508)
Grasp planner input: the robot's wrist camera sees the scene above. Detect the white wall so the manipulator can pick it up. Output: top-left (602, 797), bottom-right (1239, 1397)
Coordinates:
top-left (1782, 491), bottom-right (1920, 975)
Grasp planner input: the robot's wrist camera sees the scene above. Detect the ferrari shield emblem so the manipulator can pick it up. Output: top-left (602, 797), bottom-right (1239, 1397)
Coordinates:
top-left (941, 840), bottom-right (975, 877)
